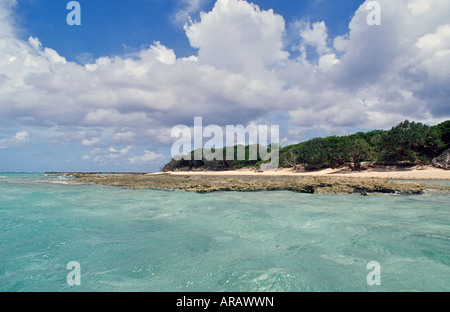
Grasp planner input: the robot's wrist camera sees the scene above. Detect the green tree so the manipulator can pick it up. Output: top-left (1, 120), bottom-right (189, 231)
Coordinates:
top-left (380, 120), bottom-right (432, 163)
top-left (296, 138), bottom-right (331, 169)
top-left (345, 138), bottom-right (373, 171)
top-left (430, 120), bottom-right (450, 149)
top-left (296, 136), bottom-right (347, 169)
top-left (280, 149), bottom-right (299, 168)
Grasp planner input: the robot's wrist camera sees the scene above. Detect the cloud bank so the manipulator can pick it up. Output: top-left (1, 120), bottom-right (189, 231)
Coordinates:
top-left (0, 0), bottom-right (449, 169)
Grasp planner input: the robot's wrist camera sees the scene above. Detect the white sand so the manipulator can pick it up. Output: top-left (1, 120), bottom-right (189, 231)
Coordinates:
top-left (165, 165), bottom-right (450, 180)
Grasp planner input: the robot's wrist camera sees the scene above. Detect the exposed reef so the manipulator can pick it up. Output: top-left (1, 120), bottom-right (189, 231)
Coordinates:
top-left (56, 172), bottom-right (450, 195)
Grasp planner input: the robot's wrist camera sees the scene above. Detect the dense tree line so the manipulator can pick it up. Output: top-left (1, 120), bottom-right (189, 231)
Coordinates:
top-left (163, 120), bottom-right (450, 171)
top-left (163, 144), bottom-right (270, 171)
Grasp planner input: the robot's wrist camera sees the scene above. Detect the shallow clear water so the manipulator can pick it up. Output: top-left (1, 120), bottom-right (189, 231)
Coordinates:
top-left (0, 173), bottom-right (449, 292)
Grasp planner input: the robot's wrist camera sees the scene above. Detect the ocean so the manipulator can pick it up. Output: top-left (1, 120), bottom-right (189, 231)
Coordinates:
top-left (0, 173), bottom-right (449, 292)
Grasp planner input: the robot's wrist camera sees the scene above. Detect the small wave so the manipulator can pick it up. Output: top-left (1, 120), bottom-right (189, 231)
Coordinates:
top-left (42, 175), bottom-right (75, 184)
top-left (43, 178), bottom-right (83, 186)
top-left (43, 176), bottom-right (74, 185)
top-left (47, 180), bottom-right (69, 185)
top-left (0, 176), bottom-right (6, 178)
top-left (57, 175), bottom-right (74, 179)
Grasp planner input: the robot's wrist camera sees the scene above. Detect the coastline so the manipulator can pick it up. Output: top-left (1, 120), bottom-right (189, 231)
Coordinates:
top-left (62, 165), bottom-right (450, 195)
top-left (165, 165), bottom-right (450, 180)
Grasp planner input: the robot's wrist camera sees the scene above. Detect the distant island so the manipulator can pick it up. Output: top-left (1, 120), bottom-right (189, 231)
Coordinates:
top-left (163, 119), bottom-right (450, 172)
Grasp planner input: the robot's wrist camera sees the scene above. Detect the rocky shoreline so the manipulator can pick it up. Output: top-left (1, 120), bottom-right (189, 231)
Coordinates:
top-left (56, 172), bottom-right (450, 195)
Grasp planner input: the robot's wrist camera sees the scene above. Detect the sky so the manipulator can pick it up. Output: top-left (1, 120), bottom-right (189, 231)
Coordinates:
top-left (0, 0), bottom-right (449, 172)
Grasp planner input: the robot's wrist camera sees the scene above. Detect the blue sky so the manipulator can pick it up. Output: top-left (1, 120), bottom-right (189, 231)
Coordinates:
top-left (14, 0), bottom-right (362, 62)
top-left (1, 0), bottom-right (449, 172)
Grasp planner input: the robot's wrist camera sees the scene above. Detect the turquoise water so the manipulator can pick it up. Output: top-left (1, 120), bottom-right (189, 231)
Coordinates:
top-left (0, 173), bottom-right (449, 292)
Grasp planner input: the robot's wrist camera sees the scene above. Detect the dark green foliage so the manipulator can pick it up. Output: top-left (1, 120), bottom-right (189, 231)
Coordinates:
top-left (163, 120), bottom-right (449, 171)
top-left (378, 120), bottom-right (441, 163)
top-left (162, 144), bottom-right (267, 171)
top-left (283, 135), bottom-right (374, 170)
top-left (344, 138), bottom-right (373, 171)
top-left (295, 136), bottom-right (346, 169)
top-left (430, 120), bottom-right (450, 148)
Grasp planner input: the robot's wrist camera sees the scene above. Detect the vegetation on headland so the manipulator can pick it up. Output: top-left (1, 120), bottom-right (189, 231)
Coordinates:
top-left (163, 120), bottom-right (450, 172)
top-left (163, 144), bottom-right (272, 171)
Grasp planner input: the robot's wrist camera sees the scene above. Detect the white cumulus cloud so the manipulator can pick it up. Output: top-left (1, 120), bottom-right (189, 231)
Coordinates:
top-left (129, 151), bottom-right (165, 165)
top-left (0, 131), bottom-right (30, 149)
top-left (0, 0), bottom-right (449, 166)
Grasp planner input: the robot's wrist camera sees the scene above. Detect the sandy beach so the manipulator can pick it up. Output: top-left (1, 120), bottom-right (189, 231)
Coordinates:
top-left (165, 165), bottom-right (450, 180)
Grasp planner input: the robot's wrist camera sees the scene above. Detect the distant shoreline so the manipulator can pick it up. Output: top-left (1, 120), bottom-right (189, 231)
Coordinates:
top-left (164, 165), bottom-right (450, 180)
top-left (57, 165), bottom-right (450, 195)
top-left (49, 164), bottom-right (450, 180)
